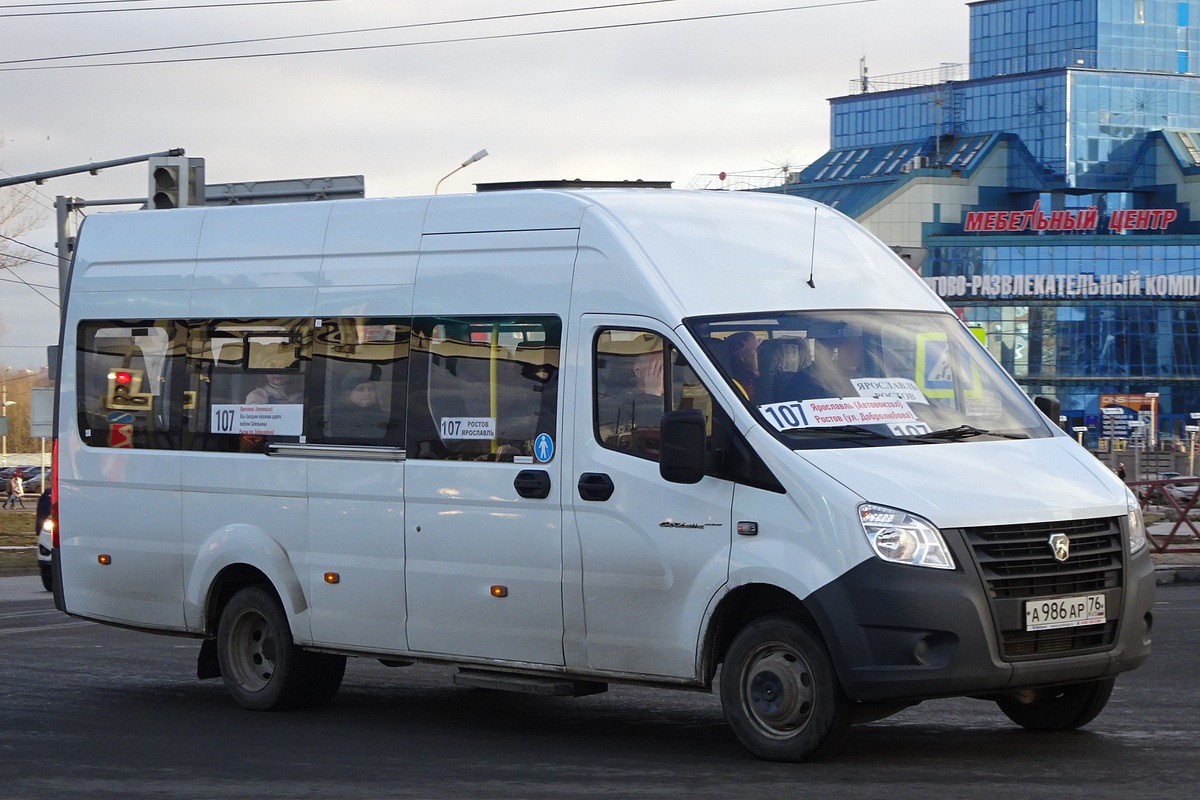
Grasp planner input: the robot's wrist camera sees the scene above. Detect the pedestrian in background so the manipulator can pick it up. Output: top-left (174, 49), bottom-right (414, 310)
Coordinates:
top-left (1117, 463), bottom-right (1127, 481)
top-left (4, 474), bottom-right (25, 509)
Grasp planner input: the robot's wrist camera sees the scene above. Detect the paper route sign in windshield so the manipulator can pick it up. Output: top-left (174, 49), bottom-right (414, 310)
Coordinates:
top-left (758, 397), bottom-right (920, 431)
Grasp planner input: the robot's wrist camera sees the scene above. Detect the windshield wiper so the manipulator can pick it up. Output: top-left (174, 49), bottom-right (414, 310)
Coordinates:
top-left (779, 425), bottom-right (900, 442)
top-left (913, 424), bottom-right (1028, 442)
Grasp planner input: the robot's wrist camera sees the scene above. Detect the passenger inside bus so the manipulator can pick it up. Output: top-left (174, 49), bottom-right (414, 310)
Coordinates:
top-left (329, 372), bottom-right (388, 440)
top-left (785, 322), bottom-right (863, 400)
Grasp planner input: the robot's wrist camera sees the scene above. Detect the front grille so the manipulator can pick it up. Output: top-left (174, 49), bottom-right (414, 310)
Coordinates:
top-left (962, 517), bottom-right (1124, 661)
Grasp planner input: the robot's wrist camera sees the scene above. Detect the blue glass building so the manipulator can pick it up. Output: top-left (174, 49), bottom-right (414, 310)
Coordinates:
top-left (768, 0), bottom-right (1200, 447)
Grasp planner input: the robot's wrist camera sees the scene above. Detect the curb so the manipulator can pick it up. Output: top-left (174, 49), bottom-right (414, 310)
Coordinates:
top-left (1155, 566), bottom-right (1200, 585)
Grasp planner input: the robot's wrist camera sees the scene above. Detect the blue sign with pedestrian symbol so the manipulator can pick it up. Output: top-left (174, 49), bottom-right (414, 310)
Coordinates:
top-left (534, 433), bottom-right (554, 463)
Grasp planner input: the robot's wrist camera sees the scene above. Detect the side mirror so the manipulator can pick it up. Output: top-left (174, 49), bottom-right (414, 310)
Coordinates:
top-left (659, 409), bottom-right (707, 484)
top-left (1034, 395), bottom-right (1061, 424)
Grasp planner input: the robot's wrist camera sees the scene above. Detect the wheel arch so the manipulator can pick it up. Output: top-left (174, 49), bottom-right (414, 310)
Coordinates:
top-left (203, 563), bottom-right (282, 637)
top-left (183, 523), bottom-right (309, 636)
top-left (700, 582), bottom-right (821, 686)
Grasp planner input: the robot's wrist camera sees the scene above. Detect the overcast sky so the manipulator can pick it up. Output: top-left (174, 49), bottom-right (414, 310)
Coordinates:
top-left (0, 0), bottom-right (970, 370)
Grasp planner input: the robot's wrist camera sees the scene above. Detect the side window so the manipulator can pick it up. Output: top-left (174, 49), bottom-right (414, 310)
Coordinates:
top-left (76, 320), bottom-right (186, 449)
top-left (308, 318), bottom-right (408, 447)
top-left (184, 318), bottom-right (312, 452)
top-left (594, 329), bottom-right (715, 462)
top-left (408, 316), bottom-right (560, 462)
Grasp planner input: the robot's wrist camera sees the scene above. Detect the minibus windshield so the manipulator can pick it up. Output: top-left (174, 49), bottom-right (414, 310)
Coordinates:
top-left (688, 310), bottom-right (1054, 448)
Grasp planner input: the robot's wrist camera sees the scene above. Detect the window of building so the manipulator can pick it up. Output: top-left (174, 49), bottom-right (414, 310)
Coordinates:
top-left (76, 320), bottom-right (186, 450)
top-left (407, 316), bottom-right (560, 462)
top-left (593, 329), bottom-right (715, 462)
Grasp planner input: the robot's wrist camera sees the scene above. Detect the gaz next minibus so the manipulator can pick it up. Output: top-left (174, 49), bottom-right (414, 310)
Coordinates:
top-left (51, 189), bottom-right (1154, 762)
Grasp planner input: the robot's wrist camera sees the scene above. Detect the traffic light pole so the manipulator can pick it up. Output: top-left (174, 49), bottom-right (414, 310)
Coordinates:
top-left (55, 195), bottom-right (147, 307)
top-left (0, 148), bottom-right (184, 189)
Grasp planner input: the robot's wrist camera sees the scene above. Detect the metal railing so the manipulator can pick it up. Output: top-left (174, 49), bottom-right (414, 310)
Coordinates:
top-left (1128, 477), bottom-right (1200, 553)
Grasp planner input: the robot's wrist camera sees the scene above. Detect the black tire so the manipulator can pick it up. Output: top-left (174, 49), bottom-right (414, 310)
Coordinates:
top-left (39, 563), bottom-right (52, 592)
top-left (720, 615), bottom-right (850, 762)
top-left (996, 677), bottom-right (1115, 731)
top-left (216, 586), bottom-right (346, 711)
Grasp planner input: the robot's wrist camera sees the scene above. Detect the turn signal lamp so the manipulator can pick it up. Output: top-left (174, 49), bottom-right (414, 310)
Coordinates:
top-left (490, 585), bottom-right (508, 598)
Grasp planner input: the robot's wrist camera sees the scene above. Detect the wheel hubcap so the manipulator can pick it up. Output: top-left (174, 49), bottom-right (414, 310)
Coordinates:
top-left (742, 645), bottom-right (815, 738)
top-left (229, 610), bottom-right (276, 692)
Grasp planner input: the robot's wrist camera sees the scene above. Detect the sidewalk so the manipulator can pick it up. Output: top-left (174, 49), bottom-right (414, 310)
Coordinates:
top-left (1147, 520), bottom-right (1200, 585)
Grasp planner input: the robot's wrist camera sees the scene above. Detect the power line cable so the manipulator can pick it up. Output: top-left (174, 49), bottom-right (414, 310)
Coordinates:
top-left (1, 0), bottom-right (684, 66)
top-left (0, 275), bottom-right (57, 289)
top-left (0, 252), bottom-right (58, 268)
top-left (0, 0), bottom-right (174, 8)
top-left (0, 268), bottom-right (59, 305)
top-left (0, 0), bottom-right (882, 71)
top-left (0, 0), bottom-right (343, 18)
top-left (0, 231), bottom-right (59, 260)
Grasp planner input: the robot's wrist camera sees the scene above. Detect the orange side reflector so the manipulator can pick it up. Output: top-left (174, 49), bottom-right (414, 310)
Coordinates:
top-left (490, 585), bottom-right (508, 597)
top-left (97, 554), bottom-right (112, 565)
top-left (324, 572), bottom-right (340, 584)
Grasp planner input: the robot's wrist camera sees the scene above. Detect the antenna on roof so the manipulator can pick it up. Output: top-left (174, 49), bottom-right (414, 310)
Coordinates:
top-left (860, 55), bottom-right (869, 93)
top-left (807, 205), bottom-right (818, 289)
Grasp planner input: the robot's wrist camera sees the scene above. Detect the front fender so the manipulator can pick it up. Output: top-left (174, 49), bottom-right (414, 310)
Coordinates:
top-left (183, 523), bottom-right (309, 638)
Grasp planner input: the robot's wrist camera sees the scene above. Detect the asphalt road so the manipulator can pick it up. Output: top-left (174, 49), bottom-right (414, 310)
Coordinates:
top-left (2, 576), bottom-right (1197, 799)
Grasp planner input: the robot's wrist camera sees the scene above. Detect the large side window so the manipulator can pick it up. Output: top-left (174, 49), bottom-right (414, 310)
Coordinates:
top-left (76, 320), bottom-right (186, 449)
top-left (408, 316), bottom-right (560, 462)
top-left (308, 317), bottom-right (408, 447)
top-left (184, 318), bottom-right (312, 452)
top-left (593, 329), bottom-right (715, 462)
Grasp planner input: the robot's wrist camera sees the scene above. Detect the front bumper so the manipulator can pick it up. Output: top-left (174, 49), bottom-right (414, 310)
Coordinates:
top-left (805, 520), bottom-right (1155, 703)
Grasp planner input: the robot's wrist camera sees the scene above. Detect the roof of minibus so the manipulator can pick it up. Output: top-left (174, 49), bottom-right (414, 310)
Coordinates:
top-left (70, 189), bottom-right (948, 321)
top-left (558, 188), bottom-right (949, 319)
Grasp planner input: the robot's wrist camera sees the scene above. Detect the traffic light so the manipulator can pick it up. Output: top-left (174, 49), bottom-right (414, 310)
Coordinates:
top-left (148, 156), bottom-right (205, 209)
top-left (106, 368), bottom-right (152, 410)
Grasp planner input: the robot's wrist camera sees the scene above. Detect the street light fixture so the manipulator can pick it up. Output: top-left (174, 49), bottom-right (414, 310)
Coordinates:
top-left (434, 149), bottom-right (489, 195)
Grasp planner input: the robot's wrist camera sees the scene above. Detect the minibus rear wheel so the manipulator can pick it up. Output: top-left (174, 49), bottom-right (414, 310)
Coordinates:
top-left (720, 615), bottom-right (850, 762)
top-left (217, 585), bottom-right (346, 711)
top-left (995, 677), bottom-right (1115, 731)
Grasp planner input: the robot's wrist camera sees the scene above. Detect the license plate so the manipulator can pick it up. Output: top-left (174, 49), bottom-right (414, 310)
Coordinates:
top-left (1024, 593), bottom-right (1106, 631)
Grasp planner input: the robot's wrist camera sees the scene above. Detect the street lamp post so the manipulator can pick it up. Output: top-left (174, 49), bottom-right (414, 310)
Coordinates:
top-left (1146, 391), bottom-right (1160, 451)
top-left (1073, 426), bottom-right (1088, 446)
top-left (1190, 413), bottom-right (1200, 476)
top-left (1129, 419), bottom-right (1145, 481)
top-left (1, 368), bottom-right (11, 467)
top-left (1188, 424), bottom-right (1199, 477)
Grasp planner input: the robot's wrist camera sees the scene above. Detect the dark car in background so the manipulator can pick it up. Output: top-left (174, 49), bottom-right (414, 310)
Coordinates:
top-left (36, 489), bottom-right (52, 592)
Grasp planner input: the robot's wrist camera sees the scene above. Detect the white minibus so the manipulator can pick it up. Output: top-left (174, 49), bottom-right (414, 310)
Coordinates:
top-left (51, 188), bottom-right (1154, 761)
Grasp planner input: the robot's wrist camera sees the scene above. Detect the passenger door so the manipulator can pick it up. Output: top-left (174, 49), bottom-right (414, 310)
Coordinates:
top-left (403, 314), bottom-right (566, 664)
top-left (570, 319), bottom-right (735, 679)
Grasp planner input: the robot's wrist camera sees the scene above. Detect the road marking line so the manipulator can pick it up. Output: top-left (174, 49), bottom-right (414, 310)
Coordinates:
top-left (0, 621), bottom-right (93, 636)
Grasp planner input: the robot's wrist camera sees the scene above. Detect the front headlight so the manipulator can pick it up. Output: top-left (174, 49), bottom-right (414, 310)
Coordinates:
top-left (859, 504), bottom-right (955, 570)
top-left (1125, 488), bottom-right (1147, 554)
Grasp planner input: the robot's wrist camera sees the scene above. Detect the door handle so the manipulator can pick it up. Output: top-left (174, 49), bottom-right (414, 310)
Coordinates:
top-left (577, 472), bottom-right (615, 502)
top-left (514, 469), bottom-right (552, 499)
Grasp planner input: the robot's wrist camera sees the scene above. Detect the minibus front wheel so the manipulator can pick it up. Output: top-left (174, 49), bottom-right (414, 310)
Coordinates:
top-left (217, 585), bottom-right (346, 711)
top-left (720, 615), bottom-right (851, 762)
